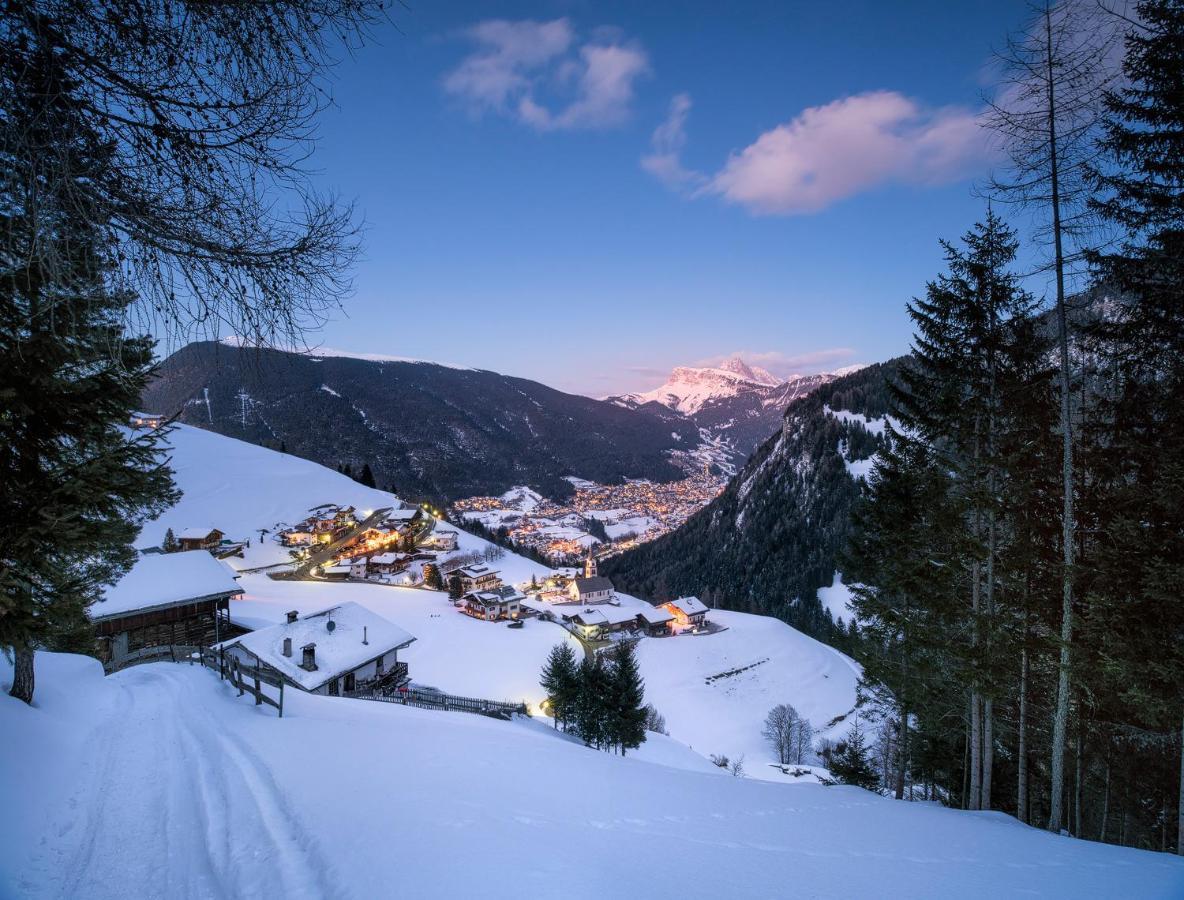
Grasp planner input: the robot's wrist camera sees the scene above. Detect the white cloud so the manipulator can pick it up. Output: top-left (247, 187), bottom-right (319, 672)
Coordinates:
top-left (640, 93), bottom-right (704, 189)
top-left (643, 90), bottom-right (994, 215)
top-left (444, 19), bottom-right (648, 131)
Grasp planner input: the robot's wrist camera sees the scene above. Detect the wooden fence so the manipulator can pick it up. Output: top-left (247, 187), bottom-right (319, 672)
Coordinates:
top-left (104, 643), bottom-right (283, 718)
top-left (344, 685), bottom-right (527, 720)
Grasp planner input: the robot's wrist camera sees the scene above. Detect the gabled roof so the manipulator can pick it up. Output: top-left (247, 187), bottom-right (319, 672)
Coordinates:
top-left (223, 602), bottom-right (415, 691)
top-left (638, 606), bottom-right (675, 625)
top-left (91, 551), bottom-right (242, 621)
top-left (667, 596), bottom-right (709, 616)
top-left (456, 565), bottom-right (499, 578)
top-left (178, 527), bottom-right (222, 540)
top-left (369, 552), bottom-right (401, 565)
top-left (571, 610), bottom-right (608, 627)
top-left (572, 576), bottom-right (614, 594)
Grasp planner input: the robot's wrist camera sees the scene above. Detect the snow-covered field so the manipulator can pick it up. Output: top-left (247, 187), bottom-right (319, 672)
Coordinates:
top-left (638, 610), bottom-right (863, 782)
top-left (4, 652), bottom-right (1182, 899)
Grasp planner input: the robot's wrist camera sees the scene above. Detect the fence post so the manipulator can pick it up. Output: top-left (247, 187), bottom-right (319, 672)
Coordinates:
top-left (254, 672), bottom-right (262, 705)
top-left (279, 683), bottom-right (284, 719)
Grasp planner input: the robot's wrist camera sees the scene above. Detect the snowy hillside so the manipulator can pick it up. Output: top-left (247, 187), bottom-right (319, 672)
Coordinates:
top-left (4, 652), bottom-right (1182, 899)
top-left (145, 425), bottom-right (858, 773)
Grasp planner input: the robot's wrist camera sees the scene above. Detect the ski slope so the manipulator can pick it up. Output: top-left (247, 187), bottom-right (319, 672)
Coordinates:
top-left (3, 652), bottom-right (1182, 900)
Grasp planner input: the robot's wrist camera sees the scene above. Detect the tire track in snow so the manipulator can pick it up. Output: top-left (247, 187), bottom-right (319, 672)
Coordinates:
top-left (23, 664), bottom-right (343, 900)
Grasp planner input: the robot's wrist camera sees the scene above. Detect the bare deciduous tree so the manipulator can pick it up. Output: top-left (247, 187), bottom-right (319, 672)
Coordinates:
top-left (3, 1), bottom-right (389, 349)
top-left (982, 0), bottom-right (1123, 834)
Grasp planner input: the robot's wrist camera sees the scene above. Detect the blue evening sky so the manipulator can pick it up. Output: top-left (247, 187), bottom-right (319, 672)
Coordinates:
top-left (273, 0), bottom-right (1037, 395)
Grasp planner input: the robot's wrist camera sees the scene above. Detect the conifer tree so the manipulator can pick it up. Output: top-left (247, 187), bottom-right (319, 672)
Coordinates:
top-left (828, 714), bottom-right (880, 792)
top-left (1086, 0), bottom-right (1184, 853)
top-left (422, 563), bottom-right (442, 591)
top-left (162, 529), bottom-right (179, 554)
top-left (447, 574), bottom-right (464, 601)
top-left (574, 654), bottom-right (611, 749)
top-left (0, 46), bottom-right (179, 702)
top-left (607, 641), bottom-right (647, 755)
top-left (359, 463), bottom-right (376, 488)
top-left (540, 642), bottom-right (580, 732)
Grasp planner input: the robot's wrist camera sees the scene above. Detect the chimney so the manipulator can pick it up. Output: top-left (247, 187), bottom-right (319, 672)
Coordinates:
top-left (286, 610), bottom-right (298, 624)
top-left (363, 626), bottom-right (369, 646)
top-left (301, 643), bottom-right (317, 671)
top-left (282, 637), bottom-right (292, 658)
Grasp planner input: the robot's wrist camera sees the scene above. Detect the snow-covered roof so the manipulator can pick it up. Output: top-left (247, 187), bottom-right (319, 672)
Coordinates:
top-left (638, 606), bottom-right (675, 625)
top-left (91, 551), bottom-right (242, 620)
top-left (385, 509), bottom-right (421, 522)
top-left (178, 527), bottom-right (222, 540)
top-left (572, 576), bottom-right (614, 594)
top-left (456, 565), bottom-right (499, 578)
top-left (468, 591), bottom-right (518, 607)
top-left (224, 602), bottom-right (415, 691)
top-left (571, 610), bottom-right (608, 627)
top-left (667, 596), bottom-right (709, 616)
top-left (323, 565), bottom-right (352, 575)
top-left (369, 552), bottom-right (401, 565)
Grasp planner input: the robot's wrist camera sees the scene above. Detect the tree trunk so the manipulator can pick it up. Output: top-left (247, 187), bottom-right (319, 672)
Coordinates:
top-left (1074, 724), bottom-right (1084, 837)
top-left (969, 692), bottom-right (982, 811)
top-left (983, 697), bottom-right (994, 811)
top-left (1018, 643), bottom-right (1030, 824)
top-left (1178, 713), bottom-right (1183, 855)
top-left (1046, 0), bottom-right (1077, 837)
top-left (8, 645), bottom-right (34, 704)
top-left (1099, 748), bottom-right (1110, 843)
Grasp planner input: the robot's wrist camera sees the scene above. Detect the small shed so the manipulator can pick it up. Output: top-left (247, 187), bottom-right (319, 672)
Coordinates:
top-left (91, 550), bottom-right (243, 669)
top-left (178, 527), bottom-right (225, 552)
top-left (637, 606), bottom-right (676, 635)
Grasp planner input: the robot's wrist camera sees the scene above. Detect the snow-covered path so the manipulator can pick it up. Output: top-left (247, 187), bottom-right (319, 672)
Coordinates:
top-left (19, 665), bottom-right (339, 900)
top-left (5, 654), bottom-right (1184, 900)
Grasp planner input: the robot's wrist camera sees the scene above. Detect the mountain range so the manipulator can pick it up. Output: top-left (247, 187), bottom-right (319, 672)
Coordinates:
top-left (141, 341), bottom-right (701, 504)
top-left (603, 358), bottom-right (904, 647)
top-left (609, 356), bottom-right (863, 470)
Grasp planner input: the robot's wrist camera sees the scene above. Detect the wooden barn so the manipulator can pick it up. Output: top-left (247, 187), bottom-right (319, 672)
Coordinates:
top-left (177, 527), bottom-right (225, 552)
top-left (91, 550), bottom-right (244, 671)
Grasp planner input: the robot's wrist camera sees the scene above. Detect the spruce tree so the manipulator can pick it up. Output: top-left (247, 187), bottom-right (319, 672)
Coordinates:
top-left (359, 463), bottom-right (376, 488)
top-left (574, 654), bottom-right (611, 749)
top-left (607, 641), bottom-right (647, 755)
top-left (1086, 0), bottom-right (1184, 853)
top-left (0, 46), bottom-right (179, 702)
top-left (447, 574), bottom-right (464, 601)
top-left (540, 642), bottom-right (580, 731)
top-left (162, 528), bottom-right (179, 554)
top-left (422, 563), bottom-right (443, 591)
top-left (828, 714), bottom-right (881, 792)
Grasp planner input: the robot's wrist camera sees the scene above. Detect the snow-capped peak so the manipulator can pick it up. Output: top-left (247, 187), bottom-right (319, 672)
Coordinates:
top-left (617, 358), bottom-right (786, 416)
top-left (716, 357), bottom-right (780, 387)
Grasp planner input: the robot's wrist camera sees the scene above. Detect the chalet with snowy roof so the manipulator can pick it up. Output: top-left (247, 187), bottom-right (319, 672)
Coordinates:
top-left (320, 564), bottom-right (353, 580)
top-left (452, 565), bottom-right (502, 593)
top-left (220, 603), bottom-right (415, 696)
top-left (177, 527), bottom-right (225, 552)
top-left (91, 551), bottom-right (243, 670)
top-left (367, 552), bottom-right (405, 575)
top-left (426, 529), bottom-right (459, 551)
top-left (464, 586), bottom-right (524, 621)
top-left (568, 609), bottom-right (609, 641)
top-left (662, 596), bottom-right (709, 629)
top-left (129, 411), bottom-right (164, 430)
top-left (566, 575), bottom-right (615, 604)
top-left (637, 605), bottom-right (676, 635)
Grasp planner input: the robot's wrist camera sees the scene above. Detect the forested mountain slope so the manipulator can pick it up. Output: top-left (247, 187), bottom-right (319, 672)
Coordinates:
top-left (604, 359), bottom-right (905, 646)
top-left (142, 341), bottom-right (697, 503)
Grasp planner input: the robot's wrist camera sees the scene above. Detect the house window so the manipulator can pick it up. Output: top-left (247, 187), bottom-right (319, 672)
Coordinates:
top-left (329, 678), bottom-right (340, 696)
top-left (344, 672), bottom-right (356, 693)
top-left (375, 655), bottom-right (385, 675)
